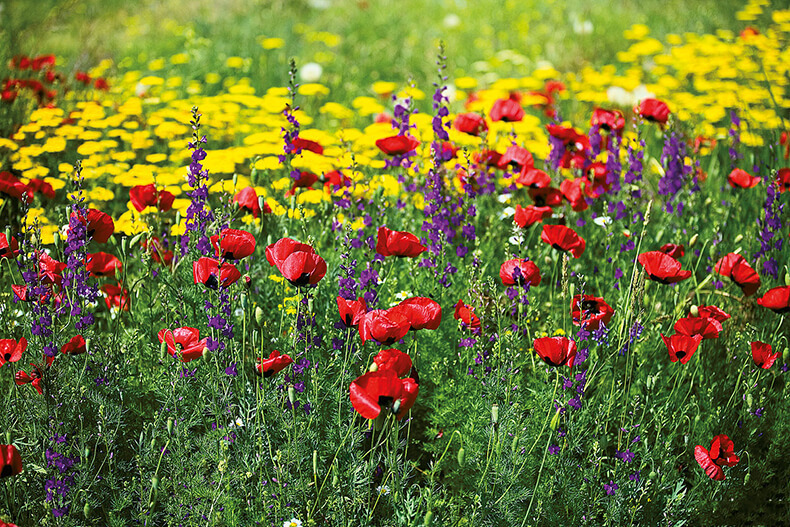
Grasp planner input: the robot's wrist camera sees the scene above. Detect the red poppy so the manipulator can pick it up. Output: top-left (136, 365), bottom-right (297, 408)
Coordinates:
top-left (375, 135), bottom-right (420, 156)
top-left (694, 305), bottom-right (731, 323)
top-left (514, 204), bottom-right (552, 228)
top-left (256, 350), bottom-right (293, 377)
top-left (265, 237), bottom-right (327, 287)
top-left (727, 168), bottom-right (761, 189)
top-left (129, 184), bottom-right (175, 212)
top-left (11, 285), bottom-right (29, 302)
top-left (750, 341), bottom-right (780, 369)
top-left (637, 98), bottom-right (671, 125)
top-left (61, 335), bottom-right (86, 355)
top-left (349, 369), bottom-right (418, 420)
top-left (285, 171), bottom-right (319, 197)
top-left (0, 338), bottom-right (27, 368)
top-left (674, 317), bottom-right (722, 340)
top-left (571, 295), bottom-right (614, 330)
top-left (157, 327), bottom-right (207, 362)
top-left (37, 252), bottom-right (67, 286)
top-left (101, 283), bottom-right (129, 311)
top-left (591, 108), bottom-right (625, 134)
top-left (559, 178), bottom-right (589, 212)
top-left (659, 243), bottom-right (685, 259)
top-left (322, 169), bottom-right (351, 191)
top-left (0, 444), bottom-right (23, 479)
top-left (376, 226), bottom-right (426, 258)
top-left (15, 364), bottom-right (44, 395)
top-left (142, 237), bottom-right (173, 267)
top-left (500, 259), bottom-right (542, 287)
top-left (533, 336), bottom-right (577, 368)
top-left (638, 251), bottom-right (692, 284)
top-left (454, 300), bottom-right (480, 331)
top-left (193, 257), bottom-right (241, 289)
top-left (541, 224), bottom-right (586, 258)
top-left (776, 168), bottom-right (790, 193)
top-left (358, 309), bottom-right (411, 345)
top-left (373, 348), bottom-right (413, 377)
top-left (73, 208), bottom-right (114, 244)
top-left (662, 333), bottom-right (702, 364)
top-left (0, 172), bottom-right (32, 202)
top-left (290, 137), bottom-right (324, 155)
top-left (714, 253), bottom-right (761, 296)
top-left (337, 296), bottom-right (367, 327)
top-left (453, 113), bottom-right (487, 136)
top-left (474, 149), bottom-right (502, 168)
top-left (234, 187), bottom-right (269, 218)
top-left (86, 252), bottom-right (122, 277)
top-left (694, 434), bottom-right (739, 481)
top-left (757, 286), bottom-right (790, 314)
top-left (210, 229), bottom-right (256, 260)
top-left (94, 78), bottom-right (110, 91)
top-left (0, 233), bottom-right (18, 258)
top-left (529, 186), bottom-right (564, 208)
top-left (489, 98), bottom-right (524, 122)
top-left (25, 178), bottom-right (55, 199)
top-left (391, 297), bottom-right (442, 331)
top-left (497, 145), bottom-right (534, 171)
top-left (516, 167), bottom-right (551, 189)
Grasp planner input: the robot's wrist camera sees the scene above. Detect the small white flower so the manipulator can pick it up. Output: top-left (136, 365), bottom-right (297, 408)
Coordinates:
top-left (497, 193), bottom-right (512, 204)
top-left (572, 17), bottom-right (593, 35)
top-left (234, 307), bottom-right (244, 317)
top-left (376, 485), bottom-right (390, 496)
top-left (593, 216), bottom-right (612, 227)
top-left (283, 519), bottom-right (303, 527)
top-left (498, 206), bottom-right (515, 220)
top-left (300, 62), bottom-right (323, 83)
top-left (443, 13), bottom-right (461, 28)
top-left (606, 86), bottom-right (632, 107)
top-left (228, 417), bottom-right (244, 429)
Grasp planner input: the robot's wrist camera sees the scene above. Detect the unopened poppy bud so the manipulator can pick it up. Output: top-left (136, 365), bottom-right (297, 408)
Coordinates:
top-left (368, 362), bottom-right (379, 373)
top-left (53, 231), bottom-right (61, 252)
top-left (150, 437), bottom-right (156, 450)
top-left (747, 393), bottom-right (753, 410)
top-left (240, 293), bottom-right (248, 310)
top-left (785, 272), bottom-right (790, 286)
top-left (131, 232), bottom-right (144, 249)
top-left (259, 196), bottom-right (267, 215)
top-left (544, 255), bottom-right (552, 265)
top-left (744, 472), bottom-right (750, 484)
top-left (694, 414), bottom-right (700, 424)
top-left (646, 375), bottom-right (653, 391)
top-left (175, 211), bottom-right (181, 226)
top-left (244, 275), bottom-right (251, 289)
top-left (312, 450), bottom-right (318, 477)
top-left (4, 226), bottom-right (10, 244)
top-left (115, 265), bottom-right (122, 281)
top-left (121, 236), bottom-right (127, 254)
top-left (160, 339), bottom-right (168, 358)
top-left (457, 447), bottom-right (466, 466)
top-left (550, 408), bottom-right (562, 431)
top-left (690, 305), bottom-right (699, 317)
top-left (84, 502), bottom-right (91, 518)
top-left (255, 306), bottom-right (265, 327)
top-left (391, 399), bottom-right (402, 415)
top-left (569, 283), bottom-right (575, 300)
top-left (783, 347), bottom-right (790, 364)
top-left (649, 470), bottom-right (657, 480)
top-left (331, 463), bottom-right (339, 487)
top-left (288, 386), bottom-right (296, 404)
top-left (151, 475), bottom-right (159, 492)
top-left (202, 346), bottom-right (210, 360)
top-left (423, 510), bottom-right (433, 527)
top-left (491, 404), bottom-right (499, 425)
top-left (232, 173), bottom-right (238, 187)
top-left (688, 233), bottom-right (698, 248)
top-left (84, 338), bottom-right (91, 353)
top-left (84, 447), bottom-right (90, 459)
top-left (5, 431), bottom-right (10, 444)
top-left (167, 418), bottom-right (174, 436)
top-left (511, 434), bottom-right (519, 454)
top-left (734, 234), bottom-right (743, 244)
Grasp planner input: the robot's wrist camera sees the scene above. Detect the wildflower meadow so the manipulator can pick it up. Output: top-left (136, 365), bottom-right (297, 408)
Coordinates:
top-left (1, 0), bottom-right (790, 525)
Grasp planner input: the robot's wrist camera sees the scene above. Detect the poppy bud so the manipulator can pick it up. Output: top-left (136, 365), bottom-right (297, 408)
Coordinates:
top-left (175, 211), bottom-right (181, 226)
top-left (84, 447), bottom-right (90, 459)
top-left (255, 306), bottom-right (265, 327)
top-left (511, 434), bottom-right (519, 454)
top-left (259, 196), bottom-right (267, 216)
top-left (244, 275), bottom-right (251, 289)
top-left (160, 339), bottom-right (167, 358)
top-left (744, 472), bottom-right (750, 484)
top-left (785, 272), bottom-right (790, 286)
top-left (202, 346), bottom-right (210, 361)
top-left (232, 173), bottom-right (238, 187)
top-left (423, 510), bottom-right (433, 527)
top-left (544, 255), bottom-right (552, 265)
top-left (84, 502), bottom-right (91, 518)
top-left (734, 234), bottom-right (743, 244)
top-left (331, 463), bottom-right (339, 487)
top-left (550, 408), bottom-right (561, 430)
top-left (167, 418), bottom-right (174, 436)
top-left (569, 283), bottom-right (575, 301)
top-left (85, 338), bottom-right (91, 353)
top-left (151, 474), bottom-right (159, 492)
top-left (4, 431), bottom-right (10, 444)
top-left (457, 447), bottom-right (466, 466)
top-left (649, 470), bottom-right (657, 480)
top-left (689, 234), bottom-right (698, 248)
top-left (783, 347), bottom-right (790, 364)
top-left (491, 404), bottom-right (499, 425)
top-left (746, 393), bottom-right (753, 410)
top-left (150, 437), bottom-right (156, 450)
top-left (131, 232), bottom-right (144, 249)
top-left (368, 362), bottom-right (379, 373)
top-left (53, 231), bottom-right (62, 252)
top-left (121, 236), bottom-right (128, 255)
top-left (646, 375), bottom-right (654, 390)
top-left (288, 386), bottom-right (296, 404)
top-left (391, 399), bottom-right (402, 416)
top-left (240, 293), bottom-right (248, 310)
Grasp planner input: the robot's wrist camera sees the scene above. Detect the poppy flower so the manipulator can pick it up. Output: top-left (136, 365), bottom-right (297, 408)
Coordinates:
top-left (591, 108), bottom-right (625, 134)
top-left (391, 297), bottom-right (442, 331)
top-left (0, 338), bottom-right (27, 368)
top-left (489, 98), bottom-right (524, 122)
top-left (322, 169), bottom-right (351, 191)
top-left (86, 252), bottom-right (122, 277)
top-left (694, 305), bottom-right (731, 323)
top-left (529, 186), bottom-right (564, 208)
top-left (375, 135), bottom-right (420, 156)
top-left (61, 335), bottom-right (86, 355)
top-left (497, 145), bottom-right (534, 171)
top-left (256, 350), bottom-right (293, 377)
top-left (349, 369), bottom-right (418, 420)
top-left (454, 300), bottom-right (480, 331)
top-left (541, 224), bottom-right (586, 258)
top-left (657, 244), bottom-right (684, 259)
top-left (15, 364), bottom-right (44, 395)
top-left (11, 285), bottom-right (29, 302)
top-left (571, 295), bottom-right (614, 330)
top-left (157, 327), bottom-right (208, 362)
top-left (265, 237), bottom-right (327, 287)
top-left (142, 237), bottom-right (173, 267)
top-left (285, 171), bottom-right (319, 197)
top-left (25, 178), bottom-right (55, 199)
top-left (516, 167), bottom-right (551, 189)
top-left (290, 137), bottom-right (323, 155)
top-left (474, 149), bottom-right (502, 168)
top-left (101, 283), bottom-right (129, 311)
top-left (757, 286), bottom-right (790, 314)
top-left (453, 113), bottom-right (487, 136)
top-left (559, 178), bottom-right (589, 212)
top-left (373, 348), bottom-right (413, 377)
top-left (37, 252), bottom-right (67, 286)
top-left (727, 168), bottom-right (761, 189)
top-left (73, 208), bottom-right (114, 244)
top-left (358, 309), bottom-right (411, 345)
top-left (500, 259), bottom-right (542, 287)
top-left (637, 98), bottom-right (670, 125)
top-left (0, 444), bottom-right (23, 479)
top-left (0, 172), bottom-right (32, 202)
top-left (337, 296), bottom-right (367, 327)
top-left (662, 333), bottom-right (702, 364)
top-left (714, 253), bottom-right (761, 296)
top-left (638, 251), bottom-right (691, 284)
top-left (376, 226), bottom-right (426, 258)
top-left (0, 233), bottom-right (18, 258)
top-left (193, 257), bottom-right (242, 289)
top-left (694, 434), bottom-right (739, 481)
top-left (129, 184), bottom-right (175, 212)
top-left (233, 187), bottom-right (269, 218)
top-left (776, 168), bottom-right (790, 193)
top-left (751, 341), bottom-right (780, 370)
top-left (533, 336), bottom-right (577, 368)
top-left (514, 204), bottom-right (552, 228)
top-left (674, 317), bottom-right (723, 340)
top-left (210, 229), bottom-right (256, 260)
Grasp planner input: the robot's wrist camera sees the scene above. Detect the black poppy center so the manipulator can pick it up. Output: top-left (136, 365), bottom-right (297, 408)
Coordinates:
top-left (3, 352), bottom-right (11, 361)
top-left (263, 368), bottom-right (274, 378)
top-left (649, 273), bottom-right (671, 285)
top-left (377, 395), bottom-right (394, 412)
top-left (205, 274), bottom-right (219, 290)
top-left (676, 350), bottom-right (687, 359)
top-left (581, 300), bottom-right (599, 313)
top-left (1, 464), bottom-right (12, 478)
top-left (289, 273), bottom-right (311, 287)
top-left (552, 243), bottom-right (565, 252)
top-left (88, 228), bottom-right (96, 238)
top-left (533, 195), bottom-right (546, 207)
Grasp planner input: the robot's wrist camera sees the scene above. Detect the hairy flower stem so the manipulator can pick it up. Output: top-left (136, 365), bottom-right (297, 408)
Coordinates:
top-left (523, 371), bottom-right (560, 524)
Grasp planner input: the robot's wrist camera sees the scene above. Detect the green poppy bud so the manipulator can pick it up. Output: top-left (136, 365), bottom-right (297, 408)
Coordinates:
top-left (84, 447), bottom-right (91, 459)
top-left (167, 418), bottom-right (174, 436)
top-left (83, 502), bottom-right (91, 518)
top-left (550, 408), bottom-right (562, 431)
top-left (785, 272), bottom-right (790, 287)
top-left (121, 236), bottom-right (128, 255)
top-left (491, 404), bottom-right (499, 425)
top-left (151, 476), bottom-right (159, 492)
top-left (232, 173), bottom-right (238, 187)
top-left (240, 293), bottom-right (248, 310)
top-left (744, 472), bottom-right (750, 484)
top-left (368, 362), bottom-right (379, 373)
top-left (288, 386), bottom-right (296, 404)
top-left (457, 447), bottom-right (466, 467)
top-left (312, 450), bottom-right (318, 477)
top-left (150, 437), bottom-right (156, 450)
top-left (160, 339), bottom-right (168, 359)
top-left (255, 307), bottom-right (265, 327)
top-left (423, 510), bottom-right (433, 527)
top-left (5, 431), bottom-right (10, 444)
top-left (734, 234), bottom-right (743, 244)
top-left (53, 231), bottom-right (61, 252)
top-left (783, 347), bottom-right (790, 364)
top-left (511, 434), bottom-right (519, 454)
top-left (649, 471), bottom-right (657, 480)
top-left (746, 393), bottom-right (753, 410)
top-left (689, 233), bottom-right (698, 248)
top-left (690, 305), bottom-right (699, 317)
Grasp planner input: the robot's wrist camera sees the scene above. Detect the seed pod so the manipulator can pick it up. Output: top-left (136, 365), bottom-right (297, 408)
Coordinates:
top-left (491, 404), bottom-right (499, 425)
top-left (690, 305), bottom-right (699, 317)
top-left (255, 307), bottom-right (265, 327)
top-left (457, 447), bottom-right (466, 467)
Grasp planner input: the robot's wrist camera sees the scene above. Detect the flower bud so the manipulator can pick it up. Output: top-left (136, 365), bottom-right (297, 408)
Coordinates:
top-left (312, 450), bottom-right (318, 477)
top-left (457, 447), bottom-right (466, 467)
top-left (746, 393), bottom-right (753, 410)
top-left (258, 196), bottom-right (267, 216)
top-left (255, 307), bottom-right (265, 327)
top-left (690, 305), bottom-right (699, 317)
top-left (734, 234), bottom-right (743, 244)
top-left (569, 283), bottom-right (575, 301)
top-left (511, 434), bottom-right (519, 454)
top-left (167, 418), bottom-right (174, 436)
top-left (84, 447), bottom-right (91, 459)
top-left (5, 431), bottom-right (10, 444)
top-left (688, 233), bottom-right (698, 248)
top-left (53, 232), bottom-right (61, 252)
top-left (550, 408), bottom-right (562, 431)
top-left (288, 386), bottom-right (296, 404)
top-left (423, 510), bottom-right (433, 527)
top-left (240, 293), bottom-right (248, 310)
top-left (150, 437), bottom-right (156, 450)
top-left (121, 236), bottom-right (128, 255)
top-left (785, 271), bottom-right (790, 287)
top-left (744, 472), bottom-right (750, 484)
top-left (232, 173), bottom-right (238, 187)
top-left (84, 502), bottom-right (91, 518)
top-left (783, 347), bottom-right (790, 365)
top-left (331, 463), bottom-right (339, 487)
top-left (160, 339), bottom-right (168, 358)
top-left (491, 404), bottom-right (499, 425)
top-left (151, 475), bottom-right (159, 493)
top-left (202, 346), bottom-right (210, 361)
top-left (649, 470), bottom-right (657, 480)
top-left (175, 211), bottom-right (181, 226)
top-left (368, 362), bottom-right (379, 373)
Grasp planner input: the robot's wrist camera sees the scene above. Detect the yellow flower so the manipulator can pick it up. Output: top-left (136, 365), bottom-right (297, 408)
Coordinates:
top-left (298, 83), bottom-right (330, 97)
top-left (372, 81), bottom-right (396, 96)
top-left (170, 53), bottom-right (189, 65)
top-left (260, 37), bottom-right (285, 50)
top-left (226, 56), bottom-right (246, 69)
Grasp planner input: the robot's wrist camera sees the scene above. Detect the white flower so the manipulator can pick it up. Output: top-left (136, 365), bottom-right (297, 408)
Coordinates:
top-left (606, 86), bottom-right (632, 107)
top-left (300, 62), bottom-right (323, 83)
top-left (497, 193), bottom-right (512, 204)
top-left (498, 206), bottom-right (515, 220)
top-left (394, 290), bottom-right (412, 302)
top-left (593, 216), bottom-right (612, 227)
top-left (283, 519), bottom-right (303, 527)
top-left (443, 13), bottom-right (461, 28)
top-left (376, 485), bottom-right (390, 496)
top-left (228, 417), bottom-right (244, 429)
top-left (571, 15), bottom-right (593, 35)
